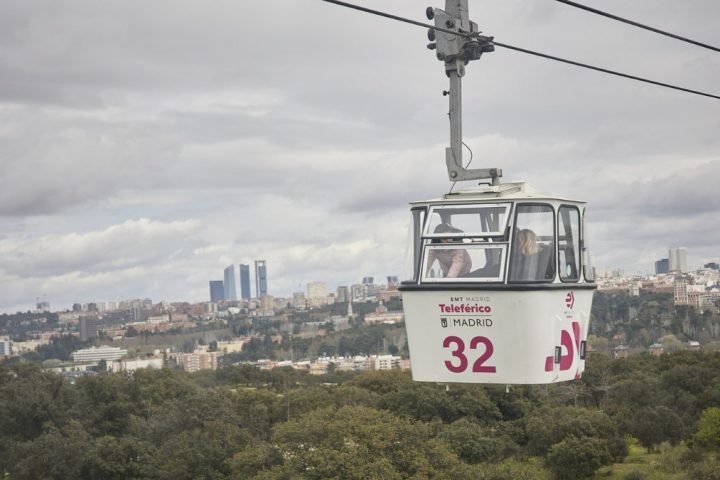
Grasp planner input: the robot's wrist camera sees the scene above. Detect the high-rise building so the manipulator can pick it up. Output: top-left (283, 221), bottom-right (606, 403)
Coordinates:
top-left (336, 286), bottom-right (350, 303)
top-left (387, 276), bottom-right (399, 287)
top-left (669, 247), bottom-right (688, 273)
top-left (362, 277), bottom-right (374, 285)
top-left (209, 280), bottom-right (224, 303)
top-left (655, 258), bottom-right (669, 275)
top-left (293, 292), bottom-right (307, 309)
top-left (79, 316), bottom-right (98, 341)
top-left (239, 264), bottom-right (251, 300)
top-left (224, 265), bottom-right (238, 301)
top-left (255, 260), bottom-right (267, 298)
top-left (307, 281), bottom-right (327, 307)
top-left (307, 281), bottom-right (327, 299)
top-left (351, 284), bottom-right (365, 302)
top-left (673, 278), bottom-right (688, 305)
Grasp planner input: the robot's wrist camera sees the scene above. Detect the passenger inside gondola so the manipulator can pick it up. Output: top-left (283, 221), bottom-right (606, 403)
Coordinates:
top-left (511, 228), bottom-right (553, 281)
top-left (425, 223), bottom-right (472, 278)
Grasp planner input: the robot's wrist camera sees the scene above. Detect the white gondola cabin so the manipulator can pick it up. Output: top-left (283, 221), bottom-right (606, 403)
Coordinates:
top-left (399, 182), bottom-right (596, 384)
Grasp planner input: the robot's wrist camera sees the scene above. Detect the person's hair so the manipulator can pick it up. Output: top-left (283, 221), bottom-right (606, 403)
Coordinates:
top-left (518, 229), bottom-right (540, 255)
top-left (434, 223), bottom-right (463, 234)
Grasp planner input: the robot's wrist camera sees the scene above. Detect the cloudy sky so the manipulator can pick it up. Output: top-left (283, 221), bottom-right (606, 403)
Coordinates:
top-left (1, 0), bottom-right (718, 313)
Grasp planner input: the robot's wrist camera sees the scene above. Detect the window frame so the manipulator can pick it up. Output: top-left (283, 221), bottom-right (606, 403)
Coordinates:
top-left (508, 203), bottom-right (556, 284)
top-left (582, 208), bottom-right (596, 283)
top-left (423, 203), bottom-right (512, 239)
top-left (558, 204), bottom-right (581, 283)
top-left (420, 243), bottom-right (508, 283)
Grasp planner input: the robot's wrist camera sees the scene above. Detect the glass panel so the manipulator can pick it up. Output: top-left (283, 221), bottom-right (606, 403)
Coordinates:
top-left (583, 210), bottom-right (595, 282)
top-left (410, 208), bottom-right (426, 282)
top-left (509, 205), bottom-right (555, 282)
top-left (422, 244), bottom-right (506, 282)
top-left (559, 206), bottom-right (580, 282)
top-left (425, 204), bottom-right (510, 238)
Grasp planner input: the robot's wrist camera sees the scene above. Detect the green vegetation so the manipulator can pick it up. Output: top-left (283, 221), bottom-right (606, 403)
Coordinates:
top-left (2, 291), bottom-right (720, 478)
top-left (1, 349), bottom-right (720, 479)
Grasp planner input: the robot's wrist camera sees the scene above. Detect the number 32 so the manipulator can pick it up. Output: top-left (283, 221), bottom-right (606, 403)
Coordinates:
top-left (443, 335), bottom-right (496, 373)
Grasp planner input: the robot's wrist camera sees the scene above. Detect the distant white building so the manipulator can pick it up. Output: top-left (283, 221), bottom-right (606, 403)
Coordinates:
top-left (0, 337), bottom-right (11, 356)
top-left (72, 345), bottom-right (128, 362)
top-left (180, 352), bottom-right (218, 372)
top-left (146, 314), bottom-right (170, 324)
top-left (374, 355), bottom-right (401, 371)
top-left (307, 281), bottom-right (327, 299)
top-left (11, 339), bottom-right (49, 354)
top-left (108, 357), bottom-right (164, 372)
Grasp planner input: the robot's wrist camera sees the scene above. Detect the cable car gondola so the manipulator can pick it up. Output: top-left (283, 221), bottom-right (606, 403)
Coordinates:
top-left (399, 182), bottom-right (596, 384)
top-left (398, 0), bottom-right (597, 384)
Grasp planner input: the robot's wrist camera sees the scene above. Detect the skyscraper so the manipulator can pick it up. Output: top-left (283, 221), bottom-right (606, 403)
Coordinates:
top-left (209, 280), bottom-right (224, 303)
top-left (224, 265), bottom-right (238, 301)
top-left (668, 247), bottom-right (688, 273)
top-left (239, 264), bottom-right (251, 300)
top-left (336, 286), bottom-right (349, 303)
top-left (655, 259), bottom-right (669, 275)
top-left (79, 316), bottom-right (98, 341)
top-left (255, 260), bottom-right (267, 298)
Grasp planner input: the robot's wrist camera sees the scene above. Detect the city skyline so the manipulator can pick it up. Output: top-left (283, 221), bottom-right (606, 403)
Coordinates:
top-left (1, 1), bottom-right (718, 313)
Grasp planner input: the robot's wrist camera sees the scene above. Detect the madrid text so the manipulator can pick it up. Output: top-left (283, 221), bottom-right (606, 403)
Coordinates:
top-left (451, 317), bottom-right (493, 327)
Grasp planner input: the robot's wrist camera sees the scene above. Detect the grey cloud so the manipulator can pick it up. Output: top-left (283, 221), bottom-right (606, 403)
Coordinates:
top-left (0, 218), bottom-right (200, 277)
top-left (593, 160), bottom-right (720, 217)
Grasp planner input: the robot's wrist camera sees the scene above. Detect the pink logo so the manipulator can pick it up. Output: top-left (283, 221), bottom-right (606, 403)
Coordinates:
top-left (545, 321), bottom-right (581, 374)
top-left (565, 291), bottom-right (575, 309)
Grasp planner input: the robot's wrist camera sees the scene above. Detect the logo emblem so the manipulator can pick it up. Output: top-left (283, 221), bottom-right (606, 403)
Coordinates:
top-left (565, 291), bottom-right (575, 309)
top-left (440, 318), bottom-right (448, 328)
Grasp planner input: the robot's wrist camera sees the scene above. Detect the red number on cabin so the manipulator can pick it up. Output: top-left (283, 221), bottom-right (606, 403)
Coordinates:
top-left (443, 335), bottom-right (496, 373)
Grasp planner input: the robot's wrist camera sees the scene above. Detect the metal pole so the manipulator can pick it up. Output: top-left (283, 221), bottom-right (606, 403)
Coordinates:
top-left (449, 71), bottom-right (462, 171)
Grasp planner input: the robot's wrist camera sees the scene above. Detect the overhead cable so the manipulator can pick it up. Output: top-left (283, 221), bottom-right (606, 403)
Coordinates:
top-left (555, 0), bottom-right (720, 53)
top-left (493, 42), bottom-right (720, 100)
top-left (320, 0), bottom-right (720, 101)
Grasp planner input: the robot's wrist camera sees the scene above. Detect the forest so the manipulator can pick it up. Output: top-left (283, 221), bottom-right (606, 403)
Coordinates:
top-left (2, 349), bottom-right (720, 479)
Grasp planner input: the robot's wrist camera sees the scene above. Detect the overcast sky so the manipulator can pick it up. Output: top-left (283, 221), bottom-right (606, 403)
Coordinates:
top-left (1, 0), bottom-right (719, 313)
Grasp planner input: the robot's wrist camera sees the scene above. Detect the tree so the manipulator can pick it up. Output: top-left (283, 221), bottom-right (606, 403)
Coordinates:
top-left (267, 405), bottom-right (469, 479)
top-left (439, 418), bottom-right (516, 464)
top-left (146, 420), bottom-right (251, 480)
top-left (83, 435), bottom-right (158, 480)
top-left (125, 326), bottom-right (138, 337)
top-left (579, 353), bottom-right (613, 407)
top-left (619, 405), bottom-right (684, 451)
top-left (8, 421), bottom-right (92, 480)
top-left (0, 363), bottom-right (76, 443)
top-left (526, 407), bottom-right (624, 460)
top-left (693, 407), bottom-right (720, 450)
top-left (544, 436), bottom-right (611, 480)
